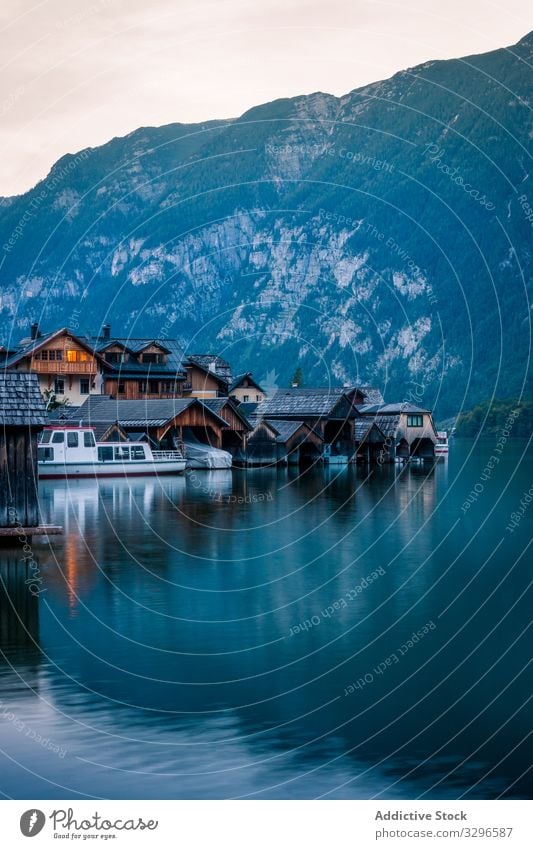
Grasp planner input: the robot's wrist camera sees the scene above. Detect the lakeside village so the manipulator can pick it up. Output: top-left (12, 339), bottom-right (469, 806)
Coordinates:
top-left (0, 322), bottom-right (448, 535)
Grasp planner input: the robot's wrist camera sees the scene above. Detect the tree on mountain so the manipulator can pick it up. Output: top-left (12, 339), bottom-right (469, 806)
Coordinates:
top-left (290, 367), bottom-right (304, 387)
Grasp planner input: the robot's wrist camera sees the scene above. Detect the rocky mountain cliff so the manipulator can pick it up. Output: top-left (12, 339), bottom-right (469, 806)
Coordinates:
top-left (1, 33), bottom-right (531, 415)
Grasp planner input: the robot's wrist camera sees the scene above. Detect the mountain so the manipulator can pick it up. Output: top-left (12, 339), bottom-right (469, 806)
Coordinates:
top-left (1, 33), bottom-right (531, 415)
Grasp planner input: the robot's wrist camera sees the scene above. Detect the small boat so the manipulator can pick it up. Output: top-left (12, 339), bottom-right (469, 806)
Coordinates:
top-left (435, 431), bottom-right (449, 456)
top-left (183, 440), bottom-right (232, 470)
top-left (38, 426), bottom-right (186, 478)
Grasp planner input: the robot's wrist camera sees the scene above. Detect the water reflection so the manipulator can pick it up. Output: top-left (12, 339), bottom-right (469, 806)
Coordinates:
top-left (0, 443), bottom-right (531, 799)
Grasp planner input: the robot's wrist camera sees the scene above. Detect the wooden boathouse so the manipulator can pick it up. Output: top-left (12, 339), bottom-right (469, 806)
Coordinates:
top-left (0, 372), bottom-right (61, 538)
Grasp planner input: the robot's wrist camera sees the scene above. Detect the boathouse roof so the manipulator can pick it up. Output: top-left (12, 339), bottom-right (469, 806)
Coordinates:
top-left (354, 420), bottom-right (386, 442)
top-left (0, 372), bottom-right (48, 427)
top-left (202, 398), bottom-right (252, 430)
top-left (75, 396), bottom-right (231, 429)
top-left (184, 354), bottom-right (232, 384)
top-left (266, 419), bottom-right (322, 444)
top-left (256, 388), bottom-right (354, 418)
top-left (358, 402), bottom-right (431, 414)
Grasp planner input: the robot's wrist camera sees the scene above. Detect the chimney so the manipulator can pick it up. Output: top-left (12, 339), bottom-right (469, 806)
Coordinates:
top-left (30, 321), bottom-right (40, 340)
top-left (102, 324), bottom-right (111, 340)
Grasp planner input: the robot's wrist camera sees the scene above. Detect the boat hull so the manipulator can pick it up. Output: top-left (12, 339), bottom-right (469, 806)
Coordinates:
top-left (39, 460), bottom-right (187, 479)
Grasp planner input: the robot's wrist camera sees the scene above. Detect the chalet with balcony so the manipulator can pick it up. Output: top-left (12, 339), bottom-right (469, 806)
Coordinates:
top-left (90, 325), bottom-right (186, 400)
top-left (3, 324), bottom-right (102, 406)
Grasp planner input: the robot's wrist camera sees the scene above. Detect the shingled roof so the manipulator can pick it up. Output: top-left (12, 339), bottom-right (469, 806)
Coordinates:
top-left (0, 372), bottom-right (48, 427)
top-left (74, 396), bottom-right (230, 429)
top-left (354, 420), bottom-right (386, 442)
top-left (256, 388), bottom-right (353, 418)
top-left (358, 402), bottom-right (431, 414)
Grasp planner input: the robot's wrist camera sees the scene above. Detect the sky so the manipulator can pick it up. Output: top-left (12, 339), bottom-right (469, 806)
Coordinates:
top-left (0, 0), bottom-right (530, 196)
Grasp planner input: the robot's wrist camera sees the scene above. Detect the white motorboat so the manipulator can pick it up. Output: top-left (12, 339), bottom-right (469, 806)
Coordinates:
top-left (435, 431), bottom-right (449, 456)
top-left (38, 426), bottom-right (186, 478)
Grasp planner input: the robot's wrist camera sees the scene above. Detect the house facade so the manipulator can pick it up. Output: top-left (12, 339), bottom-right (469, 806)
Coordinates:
top-left (358, 403), bottom-right (438, 459)
top-left (3, 326), bottom-right (103, 406)
top-left (229, 373), bottom-right (266, 404)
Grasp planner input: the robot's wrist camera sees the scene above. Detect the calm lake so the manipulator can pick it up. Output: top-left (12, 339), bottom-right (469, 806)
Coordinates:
top-left (0, 438), bottom-right (531, 799)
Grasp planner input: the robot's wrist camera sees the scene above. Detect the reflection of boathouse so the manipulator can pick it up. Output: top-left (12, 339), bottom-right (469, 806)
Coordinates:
top-left (0, 555), bottom-right (39, 651)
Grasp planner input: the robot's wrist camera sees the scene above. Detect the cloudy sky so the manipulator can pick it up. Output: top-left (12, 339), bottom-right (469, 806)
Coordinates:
top-left (0, 0), bottom-right (530, 195)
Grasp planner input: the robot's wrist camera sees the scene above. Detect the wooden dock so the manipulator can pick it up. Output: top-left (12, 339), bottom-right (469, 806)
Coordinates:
top-left (0, 525), bottom-right (63, 538)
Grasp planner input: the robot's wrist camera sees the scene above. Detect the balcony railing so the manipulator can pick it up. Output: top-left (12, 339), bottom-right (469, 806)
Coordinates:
top-left (31, 360), bottom-right (97, 374)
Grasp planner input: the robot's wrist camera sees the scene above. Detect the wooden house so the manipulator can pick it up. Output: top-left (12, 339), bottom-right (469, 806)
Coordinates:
top-left (358, 403), bottom-right (438, 460)
top-left (0, 373), bottom-right (48, 530)
top-left (246, 418), bottom-right (324, 466)
top-left (73, 396), bottom-right (231, 450)
top-left (91, 327), bottom-right (186, 400)
top-left (202, 398), bottom-right (252, 457)
top-left (229, 373), bottom-right (266, 404)
top-left (3, 324), bottom-right (103, 406)
top-left (182, 355), bottom-right (232, 399)
top-left (255, 388), bottom-right (360, 457)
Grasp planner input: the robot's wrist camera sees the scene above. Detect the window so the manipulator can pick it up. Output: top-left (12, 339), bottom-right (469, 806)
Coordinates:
top-left (407, 414), bottom-right (424, 427)
top-left (118, 382), bottom-right (125, 395)
top-left (40, 350), bottom-right (48, 361)
top-left (56, 350), bottom-right (63, 361)
top-left (67, 350), bottom-right (88, 362)
top-left (51, 431), bottom-right (64, 443)
top-left (243, 394), bottom-right (249, 402)
top-left (48, 350), bottom-right (55, 361)
top-left (84, 432), bottom-right (95, 447)
top-left (105, 351), bottom-right (125, 363)
top-left (80, 378), bottom-right (90, 395)
top-left (54, 379), bottom-right (65, 394)
top-left (114, 446), bottom-right (130, 461)
top-left (67, 432), bottom-right (79, 448)
top-left (38, 447), bottom-right (54, 461)
top-left (138, 381), bottom-right (147, 394)
top-left (149, 380), bottom-right (159, 394)
top-left (40, 431), bottom-right (52, 444)
top-left (142, 353), bottom-right (163, 364)
top-left (131, 446), bottom-right (146, 460)
top-left (161, 380), bottom-right (173, 394)
top-left (256, 395), bottom-right (261, 402)
top-left (98, 446), bottom-right (113, 462)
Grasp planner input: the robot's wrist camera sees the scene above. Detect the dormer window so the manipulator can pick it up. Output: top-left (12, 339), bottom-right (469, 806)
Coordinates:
top-left (142, 353), bottom-right (164, 364)
top-left (105, 351), bottom-right (125, 363)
